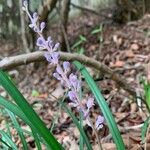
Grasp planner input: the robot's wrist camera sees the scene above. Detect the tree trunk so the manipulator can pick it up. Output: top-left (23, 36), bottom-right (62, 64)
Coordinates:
top-left (145, 0), bottom-right (150, 13)
top-left (113, 0), bottom-right (150, 24)
top-left (60, 0), bottom-right (71, 52)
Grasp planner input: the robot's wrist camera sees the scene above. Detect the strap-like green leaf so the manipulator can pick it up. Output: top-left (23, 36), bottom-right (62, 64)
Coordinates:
top-left (0, 96), bottom-right (42, 149)
top-left (0, 70), bottom-right (64, 150)
top-left (141, 117), bottom-right (150, 144)
top-left (0, 130), bottom-right (18, 150)
top-left (73, 61), bottom-right (125, 150)
top-left (6, 109), bottom-right (28, 150)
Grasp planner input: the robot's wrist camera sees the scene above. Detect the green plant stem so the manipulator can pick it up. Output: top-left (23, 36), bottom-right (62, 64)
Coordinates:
top-left (87, 116), bottom-right (102, 150)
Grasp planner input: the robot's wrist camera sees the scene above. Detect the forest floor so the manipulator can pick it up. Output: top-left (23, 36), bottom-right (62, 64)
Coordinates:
top-left (0, 11), bottom-right (150, 150)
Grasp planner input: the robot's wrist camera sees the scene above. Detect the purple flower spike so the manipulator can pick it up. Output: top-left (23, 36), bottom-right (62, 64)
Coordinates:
top-left (96, 115), bottom-right (104, 130)
top-left (86, 97), bottom-right (94, 110)
top-left (22, 2), bottom-right (105, 130)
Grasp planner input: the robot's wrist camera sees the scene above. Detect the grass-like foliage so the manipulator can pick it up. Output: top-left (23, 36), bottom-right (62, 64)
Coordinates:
top-left (0, 70), bottom-right (64, 150)
top-left (73, 61), bottom-right (125, 150)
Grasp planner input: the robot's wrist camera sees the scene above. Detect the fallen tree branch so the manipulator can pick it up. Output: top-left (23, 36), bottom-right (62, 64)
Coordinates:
top-left (0, 51), bottom-right (136, 97)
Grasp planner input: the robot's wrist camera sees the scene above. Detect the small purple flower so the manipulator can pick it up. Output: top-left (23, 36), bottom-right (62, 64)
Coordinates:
top-left (86, 97), bottom-right (94, 110)
top-left (22, 1), bottom-right (28, 11)
top-left (44, 52), bottom-right (59, 64)
top-left (53, 42), bottom-right (60, 51)
top-left (36, 37), bottom-right (46, 49)
top-left (69, 73), bottom-right (79, 90)
top-left (29, 12), bottom-right (39, 32)
top-left (82, 109), bottom-right (89, 119)
top-left (63, 61), bottom-right (70, 73)
top-left (44, 52), bottom-right (51, 62)
top-left (56, 65), bottom-right (64, 75)
top-left (53, 73), bottom-right (61, 80)
top-left (46, 36), bottom-right (53, 51)
top-left (23, 0), bottom-right (28, 7)
top-left (40, 22), bottom-right (46, 32)
top-left (51, 52), bottom-right (59, 64)
top-left (68, 91), bottom-right (77, 102)
top-left (69, 102), bottom-right (79, 108)
top-left (96, 115), bottom-right (104, 130)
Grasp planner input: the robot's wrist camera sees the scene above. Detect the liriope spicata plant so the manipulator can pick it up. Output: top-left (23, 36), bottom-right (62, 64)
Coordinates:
top-left (22, 0), bottom-right (125, 149)
top-left (22, 1), bottom-right (104, 130)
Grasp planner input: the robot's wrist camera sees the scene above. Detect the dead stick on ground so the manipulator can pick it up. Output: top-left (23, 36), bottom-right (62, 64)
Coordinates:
top-left (0, 51), bottom-right (136, 97)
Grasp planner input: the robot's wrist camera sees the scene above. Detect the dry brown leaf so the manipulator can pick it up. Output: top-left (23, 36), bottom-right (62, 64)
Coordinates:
top-left (130, 144), bottom-right (141, 150)
top-left (125, 50), bottom-right (135, 58)
top-left (113, 35), bottom-right (123, 48)
top-left (130, 103), bottom-right (138, 113)
top-left (37, 93), bottom-right (48, 99)
top-left (110, 60), bottom-right (125, 67)
top-left (130, 43), bottom-right (139, 51)
top-left (102, 143), bottom-right (116, 150)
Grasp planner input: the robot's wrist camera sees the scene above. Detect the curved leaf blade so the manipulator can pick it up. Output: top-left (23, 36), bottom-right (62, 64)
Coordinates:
top-left (0, 70), bottom-right (64, 150)
top-left (73, 61), bottom-right (125, 150)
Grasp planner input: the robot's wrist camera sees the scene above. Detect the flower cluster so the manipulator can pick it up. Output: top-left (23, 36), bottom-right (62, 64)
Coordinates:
top-left (22, 1), bottom-right (60, 64)
top-left (22, 1), bottom-right (104, 130)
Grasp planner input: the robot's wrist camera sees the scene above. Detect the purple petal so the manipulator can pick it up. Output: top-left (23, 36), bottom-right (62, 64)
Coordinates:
top-left (69, 102), bottom-right (78, 108)
top-left (68, 91), bottom-right (77, 102)
top-left (63, 61), bottom-right (70, 72)
top-left (34, 27), bottom-right (39, 33)
top-left (53, 43), bottom-right (60, 51)
top-left (82, 109), bottom-right (89, 119)
top-left (69, 73), bottom-right (79, 89)
top-left (36, 37), bottom-right (45, 47)
top-left (29, 24), bottom-right (34, 28)
top-left (51, 52), bottom-right (59, 63)
top-left (33, 12), bottom-right (38, 19)
top-left (47, 36), bottom-right (53, 48)
top-left (53, 73), bottom-right (61, 80)
top-left (56, 66), bottom-right (64, 76)
top-left (40, 22), bottom-right (46, 32)
top-left (44, 52), bottom-right (52, 62)
top-left (86, 97), bottom-right (94, 109)
top-left (96, 115), bottom-right (104, 130)
top-left (23, 1), bottom-right (28, 7)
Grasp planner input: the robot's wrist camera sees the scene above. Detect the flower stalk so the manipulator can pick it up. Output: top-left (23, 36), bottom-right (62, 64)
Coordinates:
top-left (22, 0), bottom-right (104, 147)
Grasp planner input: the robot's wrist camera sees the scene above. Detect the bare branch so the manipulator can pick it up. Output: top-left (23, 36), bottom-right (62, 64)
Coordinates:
top-left (39, 0), bottom-right (58, 22)
top-left (0, 51), bottom-right (136, 97)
